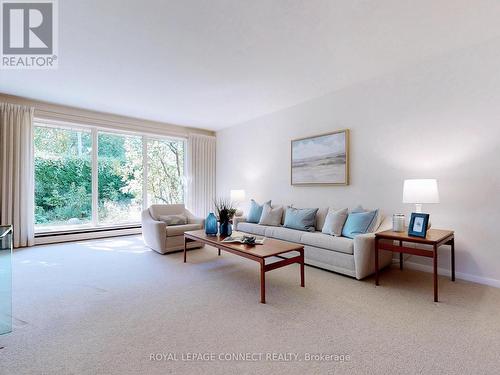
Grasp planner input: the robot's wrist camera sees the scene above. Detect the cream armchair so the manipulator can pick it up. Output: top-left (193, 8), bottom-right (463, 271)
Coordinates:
top-left (142, 204), bottom-right (205, 254)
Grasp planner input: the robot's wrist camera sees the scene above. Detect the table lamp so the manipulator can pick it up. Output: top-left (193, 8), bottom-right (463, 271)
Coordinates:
top-left (402, 179), bottom-right (440, 213)
top-left (230, 189), bottom-right (246, 204)
top-left (230, 190), bottom-right (246, 218)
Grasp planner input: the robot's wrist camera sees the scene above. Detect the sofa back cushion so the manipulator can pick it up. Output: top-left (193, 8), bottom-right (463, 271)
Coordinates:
top-left (247, 199), bottom-right (271, 223)
top-left (341, 209), bottom-right (379, 239)
top-left (321, 208), bottom-right (348, 236)
top-left (283, 207), bottom-right (318, 232)
top-left (258, 203), bottom-right (283, 226)
top-left (149, 204), bottom-right (185, 221)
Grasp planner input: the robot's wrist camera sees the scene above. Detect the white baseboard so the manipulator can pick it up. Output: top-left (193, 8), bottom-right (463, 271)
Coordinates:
top-left (402, 260), bottom-right (500, 289)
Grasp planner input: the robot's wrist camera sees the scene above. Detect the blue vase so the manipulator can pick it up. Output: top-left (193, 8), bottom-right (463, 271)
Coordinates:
top-left (219, 220), bottom-right (232, 237)
top-left (205, 213), bottom-right (218, 236)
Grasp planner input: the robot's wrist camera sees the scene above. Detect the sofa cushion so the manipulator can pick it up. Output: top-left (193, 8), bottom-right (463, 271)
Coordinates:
top-left (259, 204), bottom-right (283, 226)
top-left (284, 207), bottom-right (318, 232)
top-left (267, 227), bottom-right (304, 243)
top-left (165, 223), bottom-right (202, 237)
top-left (237, 222), bottom-right (268, 236)
top-left (247, 199), bottom-right (271, 223)
top-left (321, 208), bottom-right (348, 236)
top-left (300, 232), bottom-right (354, 255)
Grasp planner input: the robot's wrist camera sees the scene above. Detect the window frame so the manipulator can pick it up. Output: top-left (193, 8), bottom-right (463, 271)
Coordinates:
top-left (33, 118), bottom-right (187, 234)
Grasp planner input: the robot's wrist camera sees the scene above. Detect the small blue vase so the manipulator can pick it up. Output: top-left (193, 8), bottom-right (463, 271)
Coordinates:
top-left (205, 213), bottom-right (218, 236)
top-left (219, 220), bottom-right (232, 237)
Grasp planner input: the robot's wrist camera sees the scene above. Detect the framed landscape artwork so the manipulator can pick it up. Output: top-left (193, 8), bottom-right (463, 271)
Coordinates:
top-left (291, 129), bottom-right (349, 185)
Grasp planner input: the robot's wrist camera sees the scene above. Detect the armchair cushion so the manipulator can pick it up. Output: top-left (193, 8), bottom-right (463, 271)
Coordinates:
top-left (159, 214), bottom-right (187, 226)
top-left (166, 223), bottom-right (203, 237)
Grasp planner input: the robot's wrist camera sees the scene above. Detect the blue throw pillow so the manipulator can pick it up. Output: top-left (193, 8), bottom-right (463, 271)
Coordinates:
top-left (283, 207), bottom-right (319, 232)
top-left (247, 199), bottom-right (271, 223)
top-left (341, 209), bottom-right (379, 239)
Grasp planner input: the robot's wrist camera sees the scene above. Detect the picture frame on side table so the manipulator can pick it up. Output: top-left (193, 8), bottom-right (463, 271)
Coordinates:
top-left (408, 213), bottom-right (430, 238)
top-left (290, 129), bottom-right (349, 185)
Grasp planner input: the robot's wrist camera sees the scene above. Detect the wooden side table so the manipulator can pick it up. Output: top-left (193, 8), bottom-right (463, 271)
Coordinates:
top-left (375, 229), bottom-right (455, 302)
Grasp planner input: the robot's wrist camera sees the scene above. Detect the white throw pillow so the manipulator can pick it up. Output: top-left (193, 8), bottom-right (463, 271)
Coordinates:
top-left (259, 204), bottom-right (283, 227)
top-left (321, 208), bottom-right (348, 236)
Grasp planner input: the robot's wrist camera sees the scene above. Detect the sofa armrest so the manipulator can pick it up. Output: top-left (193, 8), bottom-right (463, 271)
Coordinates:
top-left (353, 233), bottom-right (392, 280)
top-left (185, 210), bottom-right (205, 227)
top-left (233, 216), bottom-right (247, 231)
top-left (376, 216), bottom-right (393, 233)
top-left (141, 209), bottom-right (167, 252)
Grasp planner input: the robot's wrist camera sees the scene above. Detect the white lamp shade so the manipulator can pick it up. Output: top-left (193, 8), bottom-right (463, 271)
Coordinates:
top-left (230, 189), bottom-right (246, 202)
top-left (402, 179), bottom-right (440, 204)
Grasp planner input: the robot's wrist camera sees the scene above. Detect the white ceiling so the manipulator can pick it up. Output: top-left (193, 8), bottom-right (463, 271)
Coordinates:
top-left (1, 0), bottom-right (500, 130)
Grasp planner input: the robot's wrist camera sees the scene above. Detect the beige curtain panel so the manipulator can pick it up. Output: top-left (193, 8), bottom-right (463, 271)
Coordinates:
top-left (186, 134), bottom-right (216, 218)
top-left (0, 103), bottom-right (35, 247)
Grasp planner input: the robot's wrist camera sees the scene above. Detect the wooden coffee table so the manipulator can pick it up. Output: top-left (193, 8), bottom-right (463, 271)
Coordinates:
top-left (184, 230), bottom-right (305, 303)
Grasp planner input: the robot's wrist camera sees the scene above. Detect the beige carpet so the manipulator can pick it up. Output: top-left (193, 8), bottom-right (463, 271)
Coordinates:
top-left (1, 235), bottom-right (499, 375)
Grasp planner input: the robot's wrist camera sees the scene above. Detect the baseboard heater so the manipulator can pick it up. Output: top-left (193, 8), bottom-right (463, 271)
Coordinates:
top-left (35, 225), bottom-right (142, 245)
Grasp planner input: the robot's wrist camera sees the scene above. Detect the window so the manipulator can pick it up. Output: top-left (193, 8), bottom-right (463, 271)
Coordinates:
top-left (147, 138), bottom-right (185, 205)
top-left (98, 132), bottom-right (143, 225)
top-left (34, 122), bottom-right (185, 233)
top-left (34, 125), bottom-right (92, 231)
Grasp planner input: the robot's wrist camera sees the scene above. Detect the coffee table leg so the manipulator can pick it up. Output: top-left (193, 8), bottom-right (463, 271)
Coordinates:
top-left (218, 248), bottom-right (221, 256)
top-left (375, 237), bottom-right (379, 286)
top-left (433, 245), bottom-right (438, 302)
top-left (183, 237), bottom-right (187, 263)
top-left (260, 259), bottom-right (266, 304)
top-left (300, 249), bottom-right (305, 287)
top-left (451, 238), bottom-right (455, 282)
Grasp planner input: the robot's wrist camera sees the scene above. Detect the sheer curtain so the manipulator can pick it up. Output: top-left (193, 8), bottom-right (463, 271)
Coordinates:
top-left (0, 103), bottom-right (35, 247)
top-left (185, 134), bottom-right (216, 217)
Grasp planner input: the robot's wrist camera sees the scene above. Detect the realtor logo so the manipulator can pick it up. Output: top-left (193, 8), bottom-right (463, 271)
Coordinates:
top-left (1, 0), bottom-right (58, 69)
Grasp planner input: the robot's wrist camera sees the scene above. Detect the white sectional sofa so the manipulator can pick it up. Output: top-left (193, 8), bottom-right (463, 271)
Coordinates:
top-left (234, 207), bottom-right (392, 280)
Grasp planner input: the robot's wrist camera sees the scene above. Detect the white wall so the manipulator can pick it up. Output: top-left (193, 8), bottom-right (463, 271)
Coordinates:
top-left (217, 38), bottom-right (500, 287)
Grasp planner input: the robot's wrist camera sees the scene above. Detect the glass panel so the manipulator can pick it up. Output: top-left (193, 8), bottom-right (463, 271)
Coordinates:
top-left (34, 126), bottom-right (92, 232)
top-left (0, 226), bottom-right (12, 335)
top-left (147, 139), bottom-right (185, 205)
top-left (97, 132), bottom-right (143, 224)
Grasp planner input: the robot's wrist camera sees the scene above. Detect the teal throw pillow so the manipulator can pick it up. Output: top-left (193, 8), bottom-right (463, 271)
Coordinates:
top-left (341, 209), bottom-right (379, 239)
top-left (247, 199), bottom-right (271, 223)
top-left (283, 207), bottom-right (319, 232)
